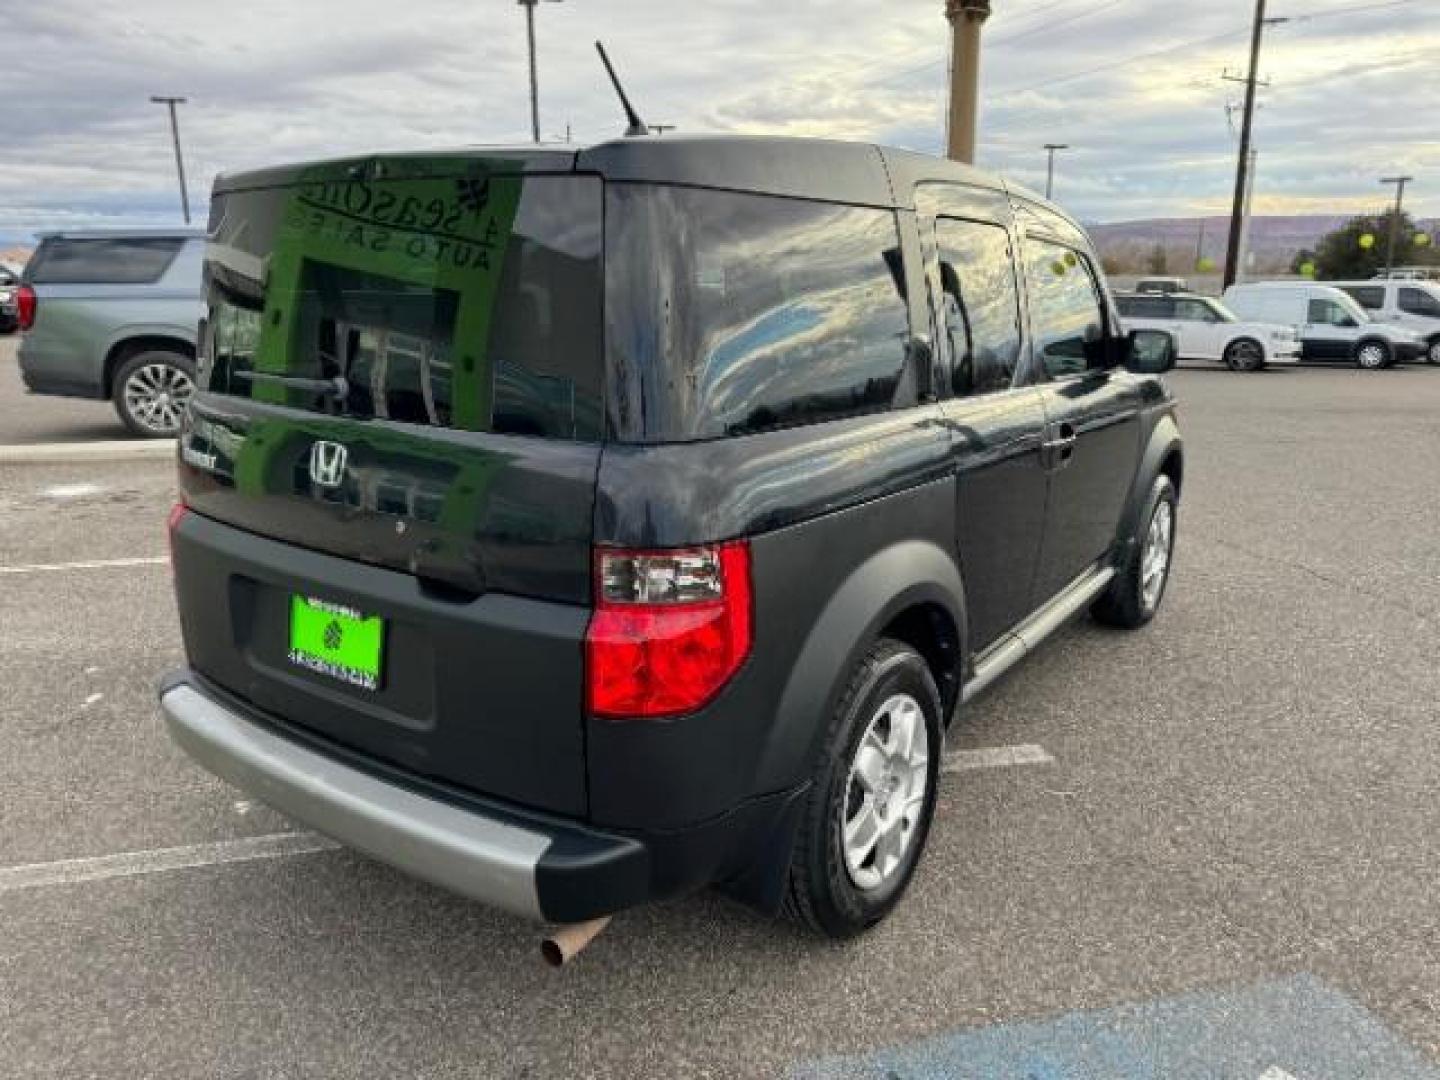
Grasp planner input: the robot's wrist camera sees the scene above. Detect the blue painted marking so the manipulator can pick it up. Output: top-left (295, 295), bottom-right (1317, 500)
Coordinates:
top-left (792, 975), bottom-right (1440, 1080)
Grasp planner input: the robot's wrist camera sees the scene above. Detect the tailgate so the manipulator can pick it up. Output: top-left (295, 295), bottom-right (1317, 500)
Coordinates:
top-left (173, 153), bottom-right (604, 814)
top-left (172, 511), bottom-right (590, 815)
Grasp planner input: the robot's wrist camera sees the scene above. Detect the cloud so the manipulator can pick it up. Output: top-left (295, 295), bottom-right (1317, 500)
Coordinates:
top-left (1, 0), bottom-right (1436, 241)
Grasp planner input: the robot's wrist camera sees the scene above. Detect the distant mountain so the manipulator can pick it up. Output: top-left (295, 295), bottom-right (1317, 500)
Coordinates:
top-left (1090, 214), bottom-right (1438, 271)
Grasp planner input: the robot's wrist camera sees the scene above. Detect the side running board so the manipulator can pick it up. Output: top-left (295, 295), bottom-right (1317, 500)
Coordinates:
top-left (961, 563), bottom-right (1116, 705)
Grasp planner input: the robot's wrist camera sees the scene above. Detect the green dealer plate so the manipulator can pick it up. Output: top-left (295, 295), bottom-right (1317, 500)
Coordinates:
top-left (288, 596), bottom-right (385, 691)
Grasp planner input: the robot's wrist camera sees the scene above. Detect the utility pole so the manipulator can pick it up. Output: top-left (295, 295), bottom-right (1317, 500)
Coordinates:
top-left (1043, 143), bottom-right (1069, 200)
top-left (1236, 147), bottom-right (1259, 283)
top-left (1380, 175), bottom-right (1413, 275)
top-left (150, 95), bottom-right (191, 225)
top-left (944, 0), bottom-right (992, 164)
top-left (1222, 1), bottom-right (1285, 289)
top-left (517, 0), bottom-right (562, 144)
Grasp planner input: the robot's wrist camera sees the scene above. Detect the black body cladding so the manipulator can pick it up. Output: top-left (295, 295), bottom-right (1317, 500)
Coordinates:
top-left (168, 135), bottom-right (1181, 921)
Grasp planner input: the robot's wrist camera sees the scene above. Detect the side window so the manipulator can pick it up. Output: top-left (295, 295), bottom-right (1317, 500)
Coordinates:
top-left (606, 185), bottom-right (912, 440)
top-left (1022, 238), bottom-right (1106, 378)
top-left (1175, 299), bottom-right (1220, 323)
top-left (1308, 299), bottom-right (1352, 326)
top-left (1345, 286), bottom-right (1386, 310)
top-left (1399, 287), bottom-right (1440, 318)
top-left (933, 218), bottom-right (1022, 397)
top-left (26, 238), bottom-right (185, 285)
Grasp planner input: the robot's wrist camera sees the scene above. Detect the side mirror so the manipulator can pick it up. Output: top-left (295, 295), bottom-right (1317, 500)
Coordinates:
top-left (1125, 328), bottom-right (1176, 374)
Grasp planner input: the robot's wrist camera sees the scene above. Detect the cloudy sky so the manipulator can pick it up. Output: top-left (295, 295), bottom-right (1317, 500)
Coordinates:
top-left (3, 0), bottom-right (1436, 242)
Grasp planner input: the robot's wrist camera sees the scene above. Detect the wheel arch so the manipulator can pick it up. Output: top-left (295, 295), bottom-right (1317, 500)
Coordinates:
top-left (754, 538), bottom-right (967, 797)
top-left (1115, 414), bottom-right (1183, 564)
top-left (102, 332), bottom-right (196, 397)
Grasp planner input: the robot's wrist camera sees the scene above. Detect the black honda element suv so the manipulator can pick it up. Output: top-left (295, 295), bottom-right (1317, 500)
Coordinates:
top-left (162, 136), bottom-right (1182, 939)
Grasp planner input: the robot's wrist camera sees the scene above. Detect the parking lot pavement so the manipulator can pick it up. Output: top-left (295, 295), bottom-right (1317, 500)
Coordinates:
top-left (2, 365), bottom-right (1439, 1078)
top-left (0, 336), bottom-right (135, 444)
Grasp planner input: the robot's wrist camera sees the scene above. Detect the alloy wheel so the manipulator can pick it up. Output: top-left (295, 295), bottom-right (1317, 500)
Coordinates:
top-left (1357, 343), bottom-right (1389, 370)
top-left (123, 362), bottom-right (193, 435)
top-left (1141, 499), bottom-right (1173, 612)
top-left (841, 692), bottom-right (930, 891)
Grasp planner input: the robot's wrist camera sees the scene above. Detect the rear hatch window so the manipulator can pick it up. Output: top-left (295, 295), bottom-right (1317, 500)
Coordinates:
top-left (206, 162), bottom-right (603, 439)
top-left (26, 237), bottom-right (184, 285)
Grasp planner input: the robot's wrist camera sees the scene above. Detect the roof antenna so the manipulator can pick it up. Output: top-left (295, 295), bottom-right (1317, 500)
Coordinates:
top-left (595, 41), bottom-right (649, 138)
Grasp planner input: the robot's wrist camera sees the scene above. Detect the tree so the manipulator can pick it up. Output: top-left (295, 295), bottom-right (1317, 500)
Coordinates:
top-left (1145, 242), bottom-right (1168, 275)
top-left (1311, 210), bottom-right (1438, 279)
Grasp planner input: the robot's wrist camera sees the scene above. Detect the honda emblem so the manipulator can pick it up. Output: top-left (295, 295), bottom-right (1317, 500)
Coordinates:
top-left (309, 440), bottom-right (348, 489)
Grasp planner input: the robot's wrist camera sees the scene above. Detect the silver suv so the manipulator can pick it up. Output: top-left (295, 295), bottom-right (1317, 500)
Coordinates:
top-left (18, 229), bottom-right (204, 436)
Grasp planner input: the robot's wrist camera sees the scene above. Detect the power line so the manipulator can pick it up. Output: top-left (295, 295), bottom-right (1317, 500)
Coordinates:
top-left (990, 0), bottom-right (1125, 46)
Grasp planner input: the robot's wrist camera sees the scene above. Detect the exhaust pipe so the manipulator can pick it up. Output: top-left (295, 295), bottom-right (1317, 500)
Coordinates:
top-left (541, 916), bottom-right (611, 967)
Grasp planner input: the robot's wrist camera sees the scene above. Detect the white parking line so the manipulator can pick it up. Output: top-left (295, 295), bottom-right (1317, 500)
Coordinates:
top-left (0, 833), bottom-right (340, 894)
top-left (942, 743), bottom-right (1054, 773)
top-left (0, 556), bottom-right (168, 575)
top-left (0, 439), bottom-right (175, 466)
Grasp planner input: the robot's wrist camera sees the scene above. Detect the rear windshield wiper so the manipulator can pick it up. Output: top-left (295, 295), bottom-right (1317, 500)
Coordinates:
top-left (233, 371), bottom-right (349, 401)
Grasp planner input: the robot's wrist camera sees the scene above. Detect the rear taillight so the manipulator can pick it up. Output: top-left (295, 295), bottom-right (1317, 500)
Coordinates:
top-left (16, 285), bottom-right (35, 331)
top-left (585, 542), bottom-right (752, 719)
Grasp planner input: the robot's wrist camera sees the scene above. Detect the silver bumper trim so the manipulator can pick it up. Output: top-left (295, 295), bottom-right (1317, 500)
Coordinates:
top-left (160, 683), bottom-right (550, 919)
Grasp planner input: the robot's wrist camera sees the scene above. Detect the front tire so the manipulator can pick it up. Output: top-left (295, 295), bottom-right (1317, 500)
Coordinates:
top-left (113, 350), bottom-right (195, 437)
top-left (1092, 474), bottom-right (1177, 629)
top-left (1355, 339), bottom-right (1392, 370)
top-left (782, 639), bottom-right (942, 938)
top-left (1223, 337), bottom-right (1266, 372)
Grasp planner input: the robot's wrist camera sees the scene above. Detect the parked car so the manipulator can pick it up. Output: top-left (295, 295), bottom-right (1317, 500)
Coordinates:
top-left (1334, 279), bottom-right (1440, 365)
top-left (160, 137), bottom-right (1182, 942)
top-left (1135, 276), bottom-right (1190, 295)
top-left (17, 229), bottom-right (205, 435)
top-left (0, 265), bottom-right (18, 333)
top-left (1223, 282), bottom-right (1428, 368)
top-left (1116, 291), bottom-right (1299, 371)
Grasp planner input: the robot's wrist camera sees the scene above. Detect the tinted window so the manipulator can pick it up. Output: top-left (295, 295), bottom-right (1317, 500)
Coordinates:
top-left (1175, 298), bottom-right (1222, 323)
top-left (205, 173), bottom-right (603, 440)
top-left (1344, 286), bottom-right (1386, 310)
top-left (606, 185), bottom-right (911, 441)
top-left (1117, 295), bottom-right (1173, 319)
top-left (26, 237), bottom-right (184, 285)
top-left (1023, 238), bottom-right (1106, 377)
top-left (1399, 287), bottom-right (1440, 318)
top-left (934, 218), bottom-right (1022, 396)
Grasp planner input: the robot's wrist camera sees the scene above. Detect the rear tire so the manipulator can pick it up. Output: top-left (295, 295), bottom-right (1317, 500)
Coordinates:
top-left (1427, 338), bottom-right (1440, 366)
top-left (112, 350), bottom-right (195, 437)
top-left (1223, 337), bottom-right (1266, 372)
top-left (782, 639), bottom-right (942, 938)
top-left (1092, 474), bottom-right (1177, 629)
top-left (1355, 339), bottom-right (1392, 370)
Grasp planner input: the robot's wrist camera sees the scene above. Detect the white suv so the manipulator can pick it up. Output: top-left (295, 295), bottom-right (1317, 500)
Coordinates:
top-left (1116, 292), bottom-right (1299, 372)
top-left (1334, 280), bottom-right (1440, 365)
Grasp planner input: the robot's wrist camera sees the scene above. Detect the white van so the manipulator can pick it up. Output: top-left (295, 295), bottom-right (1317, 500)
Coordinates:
top-left (1222, 282), bottom-right (1428, 369)
top-left (1332, 280), bottom-right (1440, 365)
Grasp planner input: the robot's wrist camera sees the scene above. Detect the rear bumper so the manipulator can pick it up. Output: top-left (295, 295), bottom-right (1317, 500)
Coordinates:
top-left (159, 669), bottom-right (804, 921)
top-left (160, 671), bottom-right (649, 922)
top-left (17, 341), bottom-right (104, 398)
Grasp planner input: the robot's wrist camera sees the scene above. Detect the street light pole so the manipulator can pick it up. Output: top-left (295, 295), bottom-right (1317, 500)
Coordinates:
top-left (517, 0), bottom-right (563, 144)
top-left (1043, 143), bottom-right (1069, 201)
top-left (944, 0), bottom-right (992, 164)
top-left (150, 95), bottom-right (191, 225)
top-left (1380, 175), bottom-right (1413, 276)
